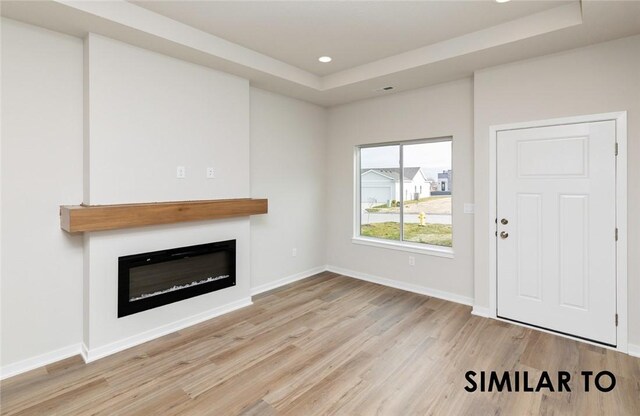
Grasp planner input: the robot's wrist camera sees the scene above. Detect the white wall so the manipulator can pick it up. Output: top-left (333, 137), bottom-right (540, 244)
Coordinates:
top-left (473, 35), bottom-right (640, 345)
top-left (85, 34), bottom-right (250, 205)
top-left (1, 19), bottom-right (84, 367)
top-left (326, 78), bottom-right (475, 302)
top-left (250, 88), bottom-right (327, 291)
top-left (82, 34), bottom-right (252, 355)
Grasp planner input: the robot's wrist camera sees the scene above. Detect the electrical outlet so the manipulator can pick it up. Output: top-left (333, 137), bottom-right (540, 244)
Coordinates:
top-left (176, 166), bottom-right (186, 179)
top-left (409, 256), bottom-right (415, 266)
top-left (464, 203), bottom-right (475, 214)
top-left (292, 248), bottom-right (297, 257)
top-left (206, 167), bottom-right (215, 178)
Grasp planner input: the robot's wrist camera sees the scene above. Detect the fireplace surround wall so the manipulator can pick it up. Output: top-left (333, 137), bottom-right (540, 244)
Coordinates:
top-left (82, 221), bottom-right (251, 362)
top-left (80, 34), bottom-right (252, 363)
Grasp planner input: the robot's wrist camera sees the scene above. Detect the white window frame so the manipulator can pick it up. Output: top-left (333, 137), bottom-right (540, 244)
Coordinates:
top-left (353, 137), bottom-right (454, 258)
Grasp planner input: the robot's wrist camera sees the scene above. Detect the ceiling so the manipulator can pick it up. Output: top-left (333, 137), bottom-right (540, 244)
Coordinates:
top-left (131, 0), bottom-right (571, 76)
top-left (2, 1), bottom-right (640, 107)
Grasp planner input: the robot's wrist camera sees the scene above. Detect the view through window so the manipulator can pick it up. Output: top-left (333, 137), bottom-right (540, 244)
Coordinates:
top-left (358, 138), bottom-right (452, 248)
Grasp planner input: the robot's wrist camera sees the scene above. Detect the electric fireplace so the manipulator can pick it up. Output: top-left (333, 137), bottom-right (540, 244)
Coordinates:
top-left (118, 240), bottom-right (236, 317)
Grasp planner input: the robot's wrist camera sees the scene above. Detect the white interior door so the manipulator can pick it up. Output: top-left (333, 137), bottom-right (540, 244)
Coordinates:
top-left (497, 120), bottom-right (617, 346)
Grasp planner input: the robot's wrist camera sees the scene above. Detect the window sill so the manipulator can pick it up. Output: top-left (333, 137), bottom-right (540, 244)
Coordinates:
top-left (351, 237), bottom-right (454, 258)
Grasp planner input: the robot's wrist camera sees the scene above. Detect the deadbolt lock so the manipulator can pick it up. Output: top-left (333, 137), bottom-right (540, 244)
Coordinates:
top-left (501, 218), bottom-right (508, 225)
top-left (500, 231), bottom-right (509, 239)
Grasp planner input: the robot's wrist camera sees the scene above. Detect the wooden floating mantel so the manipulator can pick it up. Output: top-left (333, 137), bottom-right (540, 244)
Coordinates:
top-left (60, 198), bottom-right (268, 233)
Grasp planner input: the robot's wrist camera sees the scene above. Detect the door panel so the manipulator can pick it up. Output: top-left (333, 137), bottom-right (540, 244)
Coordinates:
top-left (497, 120), bottom-right (616, 346)
top-left (559, 194), bottom-right (588, 310)
top-left (517, 136), bottom-right (588, 177)
top-left (516, 193), bottom-right (542, 300)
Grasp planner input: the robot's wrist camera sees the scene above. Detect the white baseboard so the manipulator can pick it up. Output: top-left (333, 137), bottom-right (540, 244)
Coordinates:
top-left (80, 343), bottom-right (90, 363)
top-left (628, 344), bottom-right (640, 358)
top-left (471, 305), bottom-right (493, 318)
top-left (250, 265), bottom-right (326, 296)
top-left (1, 343), bottom-right (82, 380)
top-left (82, 297), bottom-right (253, 363)
top-left (326, 265), bottom-right (474, 306)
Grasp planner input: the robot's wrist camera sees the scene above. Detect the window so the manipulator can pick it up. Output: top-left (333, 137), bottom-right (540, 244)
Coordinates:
top-left (356, 138), bottom-right (452, 253)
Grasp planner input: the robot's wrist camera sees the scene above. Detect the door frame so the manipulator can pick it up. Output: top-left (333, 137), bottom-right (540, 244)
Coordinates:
top-left (487, 111), bottom-right (627, 353)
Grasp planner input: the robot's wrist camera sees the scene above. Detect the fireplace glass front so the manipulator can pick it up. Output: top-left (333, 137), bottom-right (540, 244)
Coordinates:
top-left (118, 240), bottom-right (236, 317)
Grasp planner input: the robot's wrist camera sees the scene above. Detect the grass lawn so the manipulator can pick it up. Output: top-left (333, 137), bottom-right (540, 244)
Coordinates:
top-left (404, 196), bottom-right (451, 204)
top-left (361, 222), bottom-right (452, 247)
top-left (364, 196), bottom-right (451, 214)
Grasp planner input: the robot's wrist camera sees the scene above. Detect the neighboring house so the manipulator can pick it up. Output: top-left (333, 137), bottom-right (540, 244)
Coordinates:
top-left (426, 178), bottom-right (438, 192)
top-left (361, 167), bottom-right (430, 205)
top-left (437, 169), bottom-right (453, 194)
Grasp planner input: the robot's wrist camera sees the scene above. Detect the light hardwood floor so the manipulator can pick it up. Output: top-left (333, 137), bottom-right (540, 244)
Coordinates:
top-left (2, 272), bottom-right (639, 415)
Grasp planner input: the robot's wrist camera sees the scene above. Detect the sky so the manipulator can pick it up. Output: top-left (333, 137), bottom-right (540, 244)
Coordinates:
top-left (361, 141), bottom-right (451, 181)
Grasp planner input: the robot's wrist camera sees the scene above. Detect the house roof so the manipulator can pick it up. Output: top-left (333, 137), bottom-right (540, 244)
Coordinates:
top-left (361, 167), bottom-right (423, 181)
top-left (438, 170), bottom-right (452, 179)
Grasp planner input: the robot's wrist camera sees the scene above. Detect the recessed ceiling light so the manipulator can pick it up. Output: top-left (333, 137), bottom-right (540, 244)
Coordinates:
top-left (318, 56), bottom-right (332, 63)
top-left (495, 0), bottom-right (511, 3)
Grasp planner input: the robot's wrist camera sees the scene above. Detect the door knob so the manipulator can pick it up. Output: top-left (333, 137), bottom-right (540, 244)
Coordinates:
top-left (501, 218), bottom-right (508, 225)
top-left (500, 231), bottom-right (509, 239)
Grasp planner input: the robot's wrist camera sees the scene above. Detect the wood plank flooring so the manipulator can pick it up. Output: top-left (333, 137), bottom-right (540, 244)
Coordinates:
top-left (2, 272), bottom-right (639, 415)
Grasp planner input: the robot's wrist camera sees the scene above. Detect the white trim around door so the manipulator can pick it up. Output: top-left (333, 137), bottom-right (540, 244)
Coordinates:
top-left (487, 111), bottom-right (628, 353)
